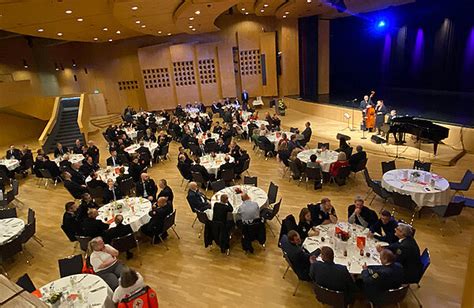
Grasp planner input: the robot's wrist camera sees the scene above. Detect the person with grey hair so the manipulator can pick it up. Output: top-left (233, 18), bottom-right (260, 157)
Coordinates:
top-left (348, 145), bottom-right (367, 171)
top-left (377, 223), bottom-right (423, 283)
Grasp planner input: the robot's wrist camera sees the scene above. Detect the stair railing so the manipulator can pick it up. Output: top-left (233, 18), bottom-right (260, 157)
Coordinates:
top-left (77, 93), bottom-right (91, 143)
top-left (38, 96), bottom-right (61, 147)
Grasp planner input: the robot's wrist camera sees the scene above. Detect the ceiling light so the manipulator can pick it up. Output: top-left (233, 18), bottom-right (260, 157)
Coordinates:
top-left (131, 6), bottom-right (138, 10)
top-left (116, 30), bottom-right (121, 34)
top-left (245, 12), bottom-right (249, 15)
top-left (192, 28), bottom-right (196, 31)
top-left (158, 30), bottom-right (162, 34)
top-left (188, 25), bottom-right (193, 29)
top-left (103, 27), bottom-right (108, 31)
top-left (285, 11), bottom-right (290, 14)
top-left (72, 59), bottom-right (77, 67)
top-left (263, 4), bottom-right (269, 7)
top-left (189, 17), bottom-right (194, 21)
top-left (241, 8), bottom-right (245, 11)
top-left (260, 9), bottom-right (264, 13)
top-left (93, 37), bottom-right (98, 41)
top-left (108, 39), bottom-right (113, 42)
top-left (195, 10), bottom-right (200, 15)
top-left (135, 20), bottom-right (141, 24)
top-left (167, 32), bottom-right (171, 36)
top-left (283, 15), bottom-right (287, 18)
top-left (77, 18), bottom-right (83, 22)
top-left (37, 28), bottom-right (44, 32)
top-left (55, 63), bottom-right (60, 71)
top-left (65, 10), bottom-right (72, 14)
top-left (307, 0), bottom-right (312, 2)
top-left (141, 25), bottom-right (146, 28)
top-left (57, 32), bottom-right (63, 36)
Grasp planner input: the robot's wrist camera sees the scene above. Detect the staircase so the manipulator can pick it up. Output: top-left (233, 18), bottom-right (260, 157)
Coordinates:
top-left (43, 97), bottom-right (84, 153)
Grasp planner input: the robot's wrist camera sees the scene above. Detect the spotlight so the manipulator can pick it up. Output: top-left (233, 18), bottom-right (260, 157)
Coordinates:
top-left (377, 20), bottom-right (387, 28)
top-left (327, 0), bottom-right (346, 13)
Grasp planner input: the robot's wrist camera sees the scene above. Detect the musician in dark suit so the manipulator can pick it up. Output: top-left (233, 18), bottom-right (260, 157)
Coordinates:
top-left (54, 142), bottom-right (69, 158)
top-left (369, 210), bottom-right (398, 244)
top-left (280, 231), bottom-right (319, 281)
top-left (378, 223), bottom-right (423, 284)
top-left (6, 145), bottom-right (22, 160)
top-left (157, 179), bottom-right (174, 203)
top-left (62, 202), bottom-right (79, 240)
top-left (80, 208), bottom-right (109, 237)
top-left (186, 182), bottom-right (211, 212)
top-left (359, 92), bottom-right (375, 113)
top-left (103, 179), bottom-right (123, 203)
top-left (104, 215), bottom-right (134, 259)
top-left (106, 150), bottom-right (122, 167)
top-left (136, 173), bottom-right (158, 201)
top-left (361, 249), bottom-right (404, 305)
top-left (309, 246), bottom-right (357, 306)
top-left (300, 122), bottom-right (312, 147)
top-left (387, 110), bottom-right (404, 144)
top-left (140, 197), bottom-right (173, 244)
top-left (375, 100), bottom-right (388, 135)
top-left (348, 197), bottom-right (378, 228)
top-left (348, 145), bottom-right (367, 172)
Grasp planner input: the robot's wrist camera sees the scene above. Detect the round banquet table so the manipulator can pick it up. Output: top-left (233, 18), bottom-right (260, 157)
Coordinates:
top-left (302, 222), bottom-right (388, 274)
top-left (0, 218), bottom-right (25, 245)
top-left (124, 142), bottom-right (159, 158)
top-left (208, 185), bottom-right (268, 220)
top-left (297, 149), bottom-right (339, 173)
top-left (85, 166), bottom-right (129, 184)
top-left (241, 111), bottom-right (252, 121)
top-left (197, 132), bottom-right (220, 141)
top-left (0, 159), bottom-right (20, 171)
top-left (54, 154), bottom-right (84, 167)
top-left (243, 120), bottom-right (269, 133)
top-left (381, 169), bottom-right (450, 208)
top-left (39, 274), bottom-right (114, 308)
top-left (200, 154), bottom-right (235, 177)
top-left (124, 127), bottom-right (137, 139)
top-left (266, 131), bottom-right (293, 151)
top-left (97, 197), bottom-right (152, 232)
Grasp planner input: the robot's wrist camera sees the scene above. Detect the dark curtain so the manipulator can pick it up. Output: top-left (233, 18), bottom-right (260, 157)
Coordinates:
top-left (298, 16), bottom-right (318, 100)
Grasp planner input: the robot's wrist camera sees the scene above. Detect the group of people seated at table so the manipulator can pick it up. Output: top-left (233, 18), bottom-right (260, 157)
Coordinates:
top-left (280, 196), bottom-right (423, 305)
top-left (1, 144), bottom-right (34, 178)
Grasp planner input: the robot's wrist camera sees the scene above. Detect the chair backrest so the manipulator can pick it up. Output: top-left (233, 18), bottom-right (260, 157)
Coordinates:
top-left (221, 168), bottom-right (234, 182)
top-left (313, 283), bottom-right (346, 308)
top-left (191, 171), bottom-right (206, 184)
top-left (354, 158), bottom-right (368, 173)
top-left (375, 285), bottom-right (409, 306)
top-left (189, 143), bottom-right (200, 156)
top-left (337, 166), bottom-right (352, 179)
top-left (392, 192), bottom-right (417, 211)
top-left (117, 153), bottom-right (130, 166)
top-left (196, 210), bottom-right (210, 224)
top-left (11, 179), bottom-right (19, 196)
top-left (305, 166), bottom-right (322, 181)
top-left (58, 254), bottom-right (84, 277)
top-left (111, 233), bottom-right (138, 252)
top-left (88, 185), bottom-right (105, 201)
top-left (268, 182), bottom-right (278, 204)
top-left (27, 208), bottom-right (35, 225)
top-left (39, 168), bottom-right (53, 179)
top-left (443, 200), bottom-right (465, 218)
top-left (160, 143), bottom-right (170, 156)
top-left (413, 160), bottom-right (431, 172)
top-left (363, 168), bottom-right (375, 189)
top-left (289, 127), bottom-right (298, 133)
top-left (161, 210), bottom-right (177, 235)
top-left (317, 142), bottom-right (330, 150)
top-left (459, 169), bottom-right (474, 188)
top-left (15, 273), bottom-right (36, 293)
top-left (381, 160), bottom-right (396, 174)
top-left (268, 198), bottom-right (282, 220)
top-left (61, 224), bottom-right (77, 242)
top-left (0, 235), bottom-right (22, 260)
top-left (241, 158), bottom-right (250, 173)
top-left (204, 142), bottom-right (217, 153)
top-left (19, 217), bottom-right (36, 244)
top-left (211, 180), bottom-right (226, 193)
top-left (0, 207), bottom-right (17, 219)
top-left (75, 235), bottom-right (92, 251)
top-left (419, 248), bottom-right (431, 280)
top-left (243, 176), bottom-right (258, 186)
top-left (120, 177), bottom-right (135, 196)
top-left (288, 160), bottom-right (301, 178)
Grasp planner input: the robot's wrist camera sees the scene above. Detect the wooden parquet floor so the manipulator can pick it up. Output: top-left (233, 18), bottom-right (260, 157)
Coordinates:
top-left (2, 108), bottom-right (473, 308)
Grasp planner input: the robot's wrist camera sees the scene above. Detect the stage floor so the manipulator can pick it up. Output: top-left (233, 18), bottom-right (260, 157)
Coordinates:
top-left (277, 107), bottom-right (464, 166)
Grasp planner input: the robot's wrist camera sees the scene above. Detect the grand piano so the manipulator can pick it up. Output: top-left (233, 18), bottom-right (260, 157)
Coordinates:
top-left (387, 116), bottom-right (450, 155)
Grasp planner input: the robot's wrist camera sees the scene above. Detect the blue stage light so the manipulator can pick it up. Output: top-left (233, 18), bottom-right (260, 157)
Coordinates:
top-left (377, 20), bottom-right (387, 28)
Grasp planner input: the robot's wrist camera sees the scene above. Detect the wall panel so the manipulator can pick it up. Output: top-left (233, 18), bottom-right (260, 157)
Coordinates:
top-left (259, 32), bottom-right (278, 97)
top-left (278, 18), bottom-right (300, 96)
top-left (237, 31), bottom-right (262, 97)
top-left (195, 43), bottom-right (221, 105)
top-left (169, 44), bottom-right (200, 104)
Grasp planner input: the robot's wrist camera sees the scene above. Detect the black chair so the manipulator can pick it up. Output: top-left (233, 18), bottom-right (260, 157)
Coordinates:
top-left (313, 283), bottom-right (348, 308)
top-left (303, 166), bottom-right (323, 190)
top-left (58, 254), bottom-right (83, 277)
top-left (188, 143), bottom-right (201, 156)
top-left (15, 273), bottom-right (36, 293)
top-left (220, 169), bottom-right (235, 185)
top-left (261, 198), bottom-right (282, 237)
top-left (370, 181), bottom-right (394, 208)
top-left (288, 160), bottom-right (303, 185)
top-left (88, 185), bottom-right (105, 204)
top-left (0, 207), bottom-right (17, 219)
top-left (430, 200), bottom-right (465, 235)
top-left (38, 168), bottom-right (58, 187)
top-left (267, 182), bottom-right (279, 205)
top-left (117, 153), bottom-right (130, 166)
top-left (243, 176), bottom-right (258, 186)
top-left (195, 210), bottom-right (210, 238)
top-left (449, 169), bottom-right (473, 196)
top-left (331, 166), bottom-right (352, 186)
top-left (290, 127), bottom-right (299, 133)
top-left (317, 142), bottom-right (330, 149)
top-left (211, 180), bottom-right (226, 193)
top-left (191, 171), bottom-right (211, 191)
top-left (75, 235), bottom-right (92, 251)
top-left (241, 219), bottom-right (266, 253)
top-left (11, 179), bottom-right (25, 207)
top-left (61, 224), bottom-right (77, 242)
top-left (391, 192), bottom-right (417, 224)
top-left (352, 158), bottom-right (368, 176)
top-left (413, 160), bottom-right (431, 172)
top-left (159, 143), bottom-right (170, 161)
top-left (111, 233), bottom-right (141, 264)
top-left (282, 251), bottom-right (309, 296)
top-left (152, 210), bottom-right (180, 250)
top-left (363, 168), bottom-right (377, 200)
top-left (204, 142), bottom-right (217, 154)
top-left (240, 159), bottom-right (251, 176)
top-left (381, 160), bottom-right (396, 174)
top-left (0, 235), bottom-right (23, 276)
top-left (408, 248), bottom-right (431, 307)
top-left (0, 189), bottom-right (15, 208)
top-left (369, 285), bottom-right (409, 308)
top-left (119, 177), bottom-right (135, 197)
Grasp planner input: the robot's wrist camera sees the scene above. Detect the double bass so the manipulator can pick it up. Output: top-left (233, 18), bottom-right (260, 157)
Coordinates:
top-left (365, 105), bottom-right (376, 131)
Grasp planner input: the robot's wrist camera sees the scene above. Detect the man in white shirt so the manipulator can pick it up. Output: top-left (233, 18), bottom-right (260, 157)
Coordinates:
top-left (238, 193), bottom-right (260, 224)
top-left (89, 236), bottom-right (124, 290)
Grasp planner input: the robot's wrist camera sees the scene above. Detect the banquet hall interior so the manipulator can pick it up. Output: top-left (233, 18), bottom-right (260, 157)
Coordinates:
top-left (0, 0), bottom-right (473, 307)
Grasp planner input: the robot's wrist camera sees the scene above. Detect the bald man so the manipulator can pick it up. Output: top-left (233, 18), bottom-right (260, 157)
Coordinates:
top-left (140, 197), bottom-right (173, 244)
top-left (136, 173), bottom-right (158, 202)
top-left (186, 182), bottom-right (211, 212)
top-left (237, 193), bottom-right (260, 224)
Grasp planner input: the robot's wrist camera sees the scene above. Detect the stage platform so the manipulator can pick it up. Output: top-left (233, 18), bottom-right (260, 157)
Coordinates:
top-left (273, 99), bottom-right (467, 166)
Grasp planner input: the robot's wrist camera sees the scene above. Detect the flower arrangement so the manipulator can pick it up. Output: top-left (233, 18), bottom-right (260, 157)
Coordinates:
top-left (278, 99), bottom-right (286, 111)
top-left (46, 292), bottom-right (63, 304)
top-left (234, 187), bottom-right (243, 194)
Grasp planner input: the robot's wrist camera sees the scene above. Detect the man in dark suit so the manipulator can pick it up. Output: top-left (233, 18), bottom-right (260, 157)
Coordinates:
top-left (54, 142), bottom-right (69, 158)
top-left (348, 145), bottom-right (367, 172)
top-left (103, 179), bottom-right (123, 204)
top-left (79, 156), bottom-right (99, 177)
top-left (106, 150), bottom-right (123, 167)
top-left (76, 192), bottom-right (100, 222)
top-left (115, 167), bottom-right (132, 188)
top-left (6, 145), bottom-right (22, 160)
top-left (62, 171), bottom-right (89, 199)
top-left (80, 208), bottom-right (109, 238)
top-left (128, 156), bottom-right (145, 183)
top-left (361, 249), bottom-right (404, 305)
top-left (140, 197), bottom-right (173, 244)
top-left (257, 133), bottom-right (275, 157)
top-left (204, 133), bottom-right (216, 145)
top-left (136, 141), bottom-right (152, 166)
top-left (369, 210), bottom-right (398, 244)
top-left (67, 162), bottom-right (86, 185)
top-left (135, 173), bottom-right (158, 202)
top-left (190, 158), bottom-right (212, 182)
top-left (378, 223), bottom-right (423, 284)
top-left (348, 197), bottom-right (378, 228)
top-left (177, 154), bottom-right (193, 181)
top-left (280, 231), bottom-right (319, 281)
top-left (241, 89), bottom-right (249, 105)
top-left (104, 214), bottom-right (134, 259)
top-left (58, 155), bottom-right (72, 170)
top-left (86, 141), bottom-right (100, 164)
top-left (186, 182), bottom-right (211, 212)
top-left (72, 139), bottom-right (83, 154)
top-left (309, 246), bottom-right (357, 306)
top-left (212, 194), bottom-right (234, 223)
top-left (62, 201), bottom-right (79, 241)
top-left (217, 155), bottom-right (235, 179)
top-left (308, 198), bottom-right (338, 226)
top-left (215, 139), bottom-right (229, 153)
top-left (87, 171), bottom-right (107, 190)
top-left (157, 179), bottom-right (174, 203)
top-left (43, 155), bottom-right (61, 179)
top-left (235, 149), bottom-right (250, 177)
top-left (300, 122), bottom-right (312, 147)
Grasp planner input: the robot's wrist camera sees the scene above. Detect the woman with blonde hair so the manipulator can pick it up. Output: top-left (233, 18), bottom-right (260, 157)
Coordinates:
top-left (329, 151), bottom-right (349, 177)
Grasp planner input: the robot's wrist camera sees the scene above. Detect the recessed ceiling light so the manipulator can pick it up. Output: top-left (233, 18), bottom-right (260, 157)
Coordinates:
top-left (283, 15), bottom-right (287, 18)
top-left (57, 32), bottom-right (63, 36)
top-left (241, 8), bottom-right (245, 11)
top-left (189, 17), bottom-right (194, 21)
top-left (116, 30), bottom-right (121, 34)
top-left (93, 37), bottom-right (98, 41)
top-left (285, 11), bottom-right (290, 14)
top-left (131, 6), bottom-right (138, 10)
top-left (260, 9), bottom-right (264, 13)
top-left (245, 12), bottom-right (249, 15)
top-left (263, 4), bottom-right (269, 7)
top-left (167, 32), bottom-right (171, 36)
top-left (188, 25), bottom-right (193, 29)
top-left (192, 28), bottom-right (196, 31)
top-left (77, 18), bottom-right (83, 22)
top-left (158, 30), bottom-right (162, 34)
top-left (108, 39), bottom-right (113, 42)
top-left (65, 10), bottom-right (72, 14)
top-left (195, 10), bottom-right (200, 15)
top-left (37, 28), bottom-right (44, 32)
top-left (307, 0), bottom-right (312, 2)
top-left (103, 27), bottom-right (108, 31)
top-left (135, 20), bottom-right (141, 24)
top-left (141, 25), bottom-right (146, 28)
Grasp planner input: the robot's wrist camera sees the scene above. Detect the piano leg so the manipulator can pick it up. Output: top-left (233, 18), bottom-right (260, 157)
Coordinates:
top-left (434, 142), bottom-right (439, 155)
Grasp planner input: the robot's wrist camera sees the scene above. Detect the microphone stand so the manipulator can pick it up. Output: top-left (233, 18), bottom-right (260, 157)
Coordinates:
top-left (351, 99), bottom-right (357, 131)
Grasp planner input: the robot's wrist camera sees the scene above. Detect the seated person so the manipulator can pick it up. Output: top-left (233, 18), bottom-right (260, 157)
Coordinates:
top-left (277, 141), bottom-right (290, 167)
top-left (361, 249), bottom-right (404, 305)
top-left (115, 167), bottom-right (132, 188)
top-left (157, 179), bottom-right (174, 203)
top-left (309, 246), bottom-right (357, 306)
top-left (87, 172), bottom-right (108, 190)
top-left (81, 208), bottom-right (109, 238)
top-left (257, 131), bottom-right (275, 157)
top-left (237, 193), bottom-right (260, 224)
top-left (377, 223), bottom-right (423, 284)
top-left (77, 192), bottom-right (100, 222)
top-left (280, 230), bottom-right (318, 281)
top-left (106, 150), bottom-right (123, 167)
top-left (103, 178), bottom-right (123, 203)
top-left (135, 173), bottom-right (158, 202)
top-left (308, 198), bottom-right (338, 226)
top-left (129, 156), bottom-right (145, 183)
top-left (297, 208), bottom-right (318, 241)
top-left (112, 267), bottom-right (146, 304)
top-left (88, 236), bottom-right (124, 290)
top-left (306, 154), bottom-right (320, 169)
top-left (348, 197), bottom-right (378, 228)
top-left (348, 145), bottom-right (367, 171)
top-left (139, 197), bottom-right (173, 244)
top-left (43, 155), bottom-right (61, 179)
top-left (6, 145), bottom-right (22, 160)
top-left (212, 194), bottom-right (234, 223)
top-left (54, 142), bottom-right (69, 158)
top-left (177, 154), bottom-right (193, 181)
top-left (63, 171), bottom-right (89, 200)
top-left (329, 152), bottom-right (350, 178)
top-left (215, 138), bottom-right (229, 154)
top-left (190, 158), bottom-right (213, 182)
top-left (186, 182), bottom-right (211, 212)
top-left (217, 155), bottom-right (235, 179)
top-left (79, 156), bottom-right (100, 177)
top-left (105, 215), bottom-right (134, 259)
top-left (369, 210), bottom-right (398, 243)
top-left (62, 201), bottom-right (79, 240)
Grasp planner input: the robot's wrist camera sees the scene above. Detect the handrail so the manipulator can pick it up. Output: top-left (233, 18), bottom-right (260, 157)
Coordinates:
top-left (77, 93), bottom-right (90, 143)
top-left (38, 96), bottom-right (61, 147)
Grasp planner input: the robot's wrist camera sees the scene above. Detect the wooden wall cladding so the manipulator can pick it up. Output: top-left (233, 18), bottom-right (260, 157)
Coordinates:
top-left (142, 68), bottom-right (171, 89)
top-left (198, 59), bottom-right (217, 84)
top-left (117, 80), bottom-right (139, 91)
top-left (239, 49), bottom-right (261, 76)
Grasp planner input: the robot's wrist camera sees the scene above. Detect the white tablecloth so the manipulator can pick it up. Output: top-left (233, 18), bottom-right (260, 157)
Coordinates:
top-left (0, 159), bottom-right (20, 171)
top-left (243, 120), bottom-right (269, 134)
top-left (54, 154), bottom-right (84, 167)
top-left (267, 131), bottom-right (294, 151)
top-left (125, 142), bottom-right (159, 158)
top-left (241, 111), bottom-right (252, 121)
top-left (197, 132), bottom-right (219, 142)
top-left (39, 274), bottom-right (114, 308)
top-left (86, 166), bottom-right (129, 184)
top-left (303, 222), bottom-right (387, 274)
top-left (200, 154), bottom-right (235, 177)
top-left (297, 149), bottom-right (339, 173)
top-left (0, 218), bottom-right (25, 245)
top-left (382, 169), bottom-right (450, 208)
top-left (208, 185), bottom-right (268, 220)
top-left (124, 127), bottom-right (137, 139)
top-left (97, 197), bottom-right (152, 232)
